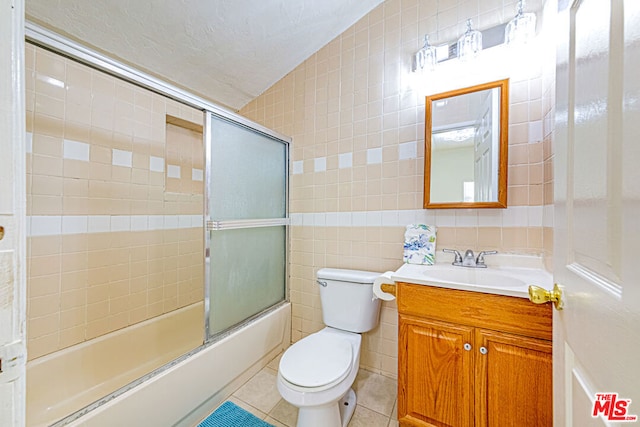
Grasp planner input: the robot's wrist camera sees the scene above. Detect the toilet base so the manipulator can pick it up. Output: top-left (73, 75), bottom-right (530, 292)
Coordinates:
top-left (338, 388), bottom-right (357, 427)
top-left (295, 388), bottom-right (357, 427)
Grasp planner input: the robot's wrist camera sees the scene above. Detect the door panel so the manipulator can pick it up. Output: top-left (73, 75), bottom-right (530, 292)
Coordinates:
top-left (0, 0), bottom-right (26, 425)
top-left (399, 315), bottom-right (473, 427)
top-left (475, 329), bottom-right (552, 427)
top-left (206, 113), bottom-right (288, 339)
top-left (554, 0), bottom-right (640, 424)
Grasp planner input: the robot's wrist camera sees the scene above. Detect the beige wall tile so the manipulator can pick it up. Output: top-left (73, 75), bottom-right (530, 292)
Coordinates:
top-left (238, 0), bottom-right (554, 378)
top-left (28, 275), bottom-right (60, 298)
top-left (27, 44), bottom-right (206, 359)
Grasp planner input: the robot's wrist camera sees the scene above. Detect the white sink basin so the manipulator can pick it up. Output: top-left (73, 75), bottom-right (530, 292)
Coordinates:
top-left (420, 265), bottom-right (527, 288)
top-left (391, 263), bottom-right (552, 298)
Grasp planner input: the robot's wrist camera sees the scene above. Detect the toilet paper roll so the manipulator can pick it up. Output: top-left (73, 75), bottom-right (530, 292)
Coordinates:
top-left (373, 271), bottom-right (396, 301)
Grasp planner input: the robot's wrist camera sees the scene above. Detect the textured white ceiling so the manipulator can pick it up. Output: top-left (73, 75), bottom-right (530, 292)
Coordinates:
top-left (26, 0), bottom-right (384, 110)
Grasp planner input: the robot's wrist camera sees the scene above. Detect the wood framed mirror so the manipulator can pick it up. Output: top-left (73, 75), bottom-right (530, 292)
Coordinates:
top-left (424, 79), bottom-right (509, 209)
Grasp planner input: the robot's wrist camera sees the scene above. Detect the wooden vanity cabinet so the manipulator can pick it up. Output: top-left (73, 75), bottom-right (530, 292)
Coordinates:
top-left (397, 282), bottom-right (553, 427)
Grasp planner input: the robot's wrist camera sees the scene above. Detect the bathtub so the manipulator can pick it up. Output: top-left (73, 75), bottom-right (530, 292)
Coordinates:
top-left (26, 302), bottom-right (290, 427)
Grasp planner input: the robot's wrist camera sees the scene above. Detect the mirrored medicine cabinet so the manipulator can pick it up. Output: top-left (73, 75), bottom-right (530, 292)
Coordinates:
top-left (424, 79), bottom-right (509, 209)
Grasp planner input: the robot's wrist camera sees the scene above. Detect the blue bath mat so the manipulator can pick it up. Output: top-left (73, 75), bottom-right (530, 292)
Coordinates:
top-left (198, 401), bottom-right (275, 427)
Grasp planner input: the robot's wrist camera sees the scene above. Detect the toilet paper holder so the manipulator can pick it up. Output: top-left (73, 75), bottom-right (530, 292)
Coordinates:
top-left (380, 283), bottom-right (396, 297)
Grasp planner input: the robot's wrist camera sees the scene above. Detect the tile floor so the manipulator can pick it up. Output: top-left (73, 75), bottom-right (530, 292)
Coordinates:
top-left (224, 352), bottom-right (399, 427)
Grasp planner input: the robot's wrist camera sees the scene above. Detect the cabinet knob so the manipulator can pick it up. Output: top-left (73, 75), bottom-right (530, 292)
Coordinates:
top-left (479, 346), bottom-right (488, 355)
top-left (463, 343), bottom-right (472, 351)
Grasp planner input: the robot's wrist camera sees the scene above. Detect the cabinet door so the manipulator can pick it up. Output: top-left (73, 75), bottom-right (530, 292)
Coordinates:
top-left (399, 315), bottom-right (474, 427)
top-left (475, 329), bottom-right (552, 427)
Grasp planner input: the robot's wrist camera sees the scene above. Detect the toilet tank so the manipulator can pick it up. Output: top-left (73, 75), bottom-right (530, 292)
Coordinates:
top-left (316, 268), bottom-right (382, 333)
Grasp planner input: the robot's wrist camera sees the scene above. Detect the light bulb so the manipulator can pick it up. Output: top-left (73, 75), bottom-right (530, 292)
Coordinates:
top-left (505, 0), bottom-right (536, 45)
top-left (457, 19), bottom-right (482, 61)
top-left (416, 35), bottom-right (437, 72)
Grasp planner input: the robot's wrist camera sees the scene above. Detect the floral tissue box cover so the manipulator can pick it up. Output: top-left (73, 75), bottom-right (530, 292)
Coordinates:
top-left (403, 224), bottom-right (437, 265)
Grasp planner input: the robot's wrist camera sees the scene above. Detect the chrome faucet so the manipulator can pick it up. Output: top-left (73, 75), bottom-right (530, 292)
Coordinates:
top-left (442, 249), bottom-right (463, 266)
top-left (462, 249), bottom-right (476, 267)
top-left (475, 250), bottom-right (497, 268)
top-left (443, 249), bottom-right (497, 268)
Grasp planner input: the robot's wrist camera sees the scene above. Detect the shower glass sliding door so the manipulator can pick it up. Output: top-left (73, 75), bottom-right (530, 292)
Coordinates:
top-left (205, 112), bottom-right (288, 338)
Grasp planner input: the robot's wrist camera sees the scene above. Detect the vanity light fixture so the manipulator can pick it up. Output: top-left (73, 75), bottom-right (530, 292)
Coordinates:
top-left (457, 19), bottom-right (482, 61)
top-left (411, 4), bottom-right (537, 73)
top-left (505, 0), bottom-right (537, 45)
top-left (415, 35), bottom-right (437, 72)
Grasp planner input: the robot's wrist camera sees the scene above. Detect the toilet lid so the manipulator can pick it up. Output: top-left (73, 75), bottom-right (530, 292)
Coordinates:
top-left (279, 333), bottom-right (353, 388)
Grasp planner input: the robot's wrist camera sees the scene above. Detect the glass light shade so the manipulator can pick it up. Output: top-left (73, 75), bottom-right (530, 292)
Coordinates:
top-left (505, 1), bottom-right (537, 45)
top-left (416, 35), bottom-right (437, 72)
top-left (457, 19), bottom-right (482, 61)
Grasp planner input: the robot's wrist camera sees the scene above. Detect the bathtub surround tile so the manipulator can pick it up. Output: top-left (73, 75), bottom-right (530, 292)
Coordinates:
top-left (130, 215), bottom-right (149, 231)
top-left (31, 215), bottom-right (62, 236)
top-left (110, 216), bottom-right (131, 232)
top-left (29, 214), bottom-right (206, 236)
top-left (26, 131), bottom-right (33, 153)
top-left (164, 214), bottom-right (179, 229)
top-left (87, 215), bottom-right (110, 233)
top-left (191, 168), bottom-right (204, 181)
top-left (149, 155), bottom-right (165, 172)
top-left (111, 148), bottom-right (132, 168)
top-left (28, 45), bottom-right (206, 364)
top-left (167, 164), bottom-right (181, 178)
top-left (63, 139), bottom-right (90, 162)
top-left (62, 216), bottom-right (88, 234)
top-left (178, 215), bottom-right (192, 229)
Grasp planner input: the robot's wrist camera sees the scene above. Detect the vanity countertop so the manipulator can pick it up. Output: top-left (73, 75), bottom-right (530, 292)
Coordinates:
top-left (391, 262), bottom-right (553, 299)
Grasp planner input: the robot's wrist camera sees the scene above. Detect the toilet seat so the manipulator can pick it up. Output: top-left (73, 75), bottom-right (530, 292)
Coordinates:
top-left (280, 333), bottom-right (353, 390)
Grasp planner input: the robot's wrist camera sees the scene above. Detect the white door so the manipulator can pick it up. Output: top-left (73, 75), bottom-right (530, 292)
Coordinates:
top-left (474, 94), bottom-right (493, 202)
top-left (0, 0), bottom-right (27, 426)
top-left (554, 0), bottom-right (640, 425)
top-left (473, 88), bottom-right (500, 202)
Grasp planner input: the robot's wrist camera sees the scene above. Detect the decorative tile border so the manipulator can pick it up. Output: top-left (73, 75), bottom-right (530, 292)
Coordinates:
top-left (28, 214), bottom-right (204, 236)
top-left (27, 207), bottom-right (553, 236)
top-left (290, 205), bottom-right (553, 228)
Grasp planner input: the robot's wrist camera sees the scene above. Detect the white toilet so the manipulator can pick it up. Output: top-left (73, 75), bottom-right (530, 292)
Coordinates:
top-left (277, 268), bottom-right (382, 427)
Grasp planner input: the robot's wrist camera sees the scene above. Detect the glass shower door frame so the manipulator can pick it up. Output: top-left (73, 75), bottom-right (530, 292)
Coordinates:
top-left (203, 111), bottom-right (290, 342)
